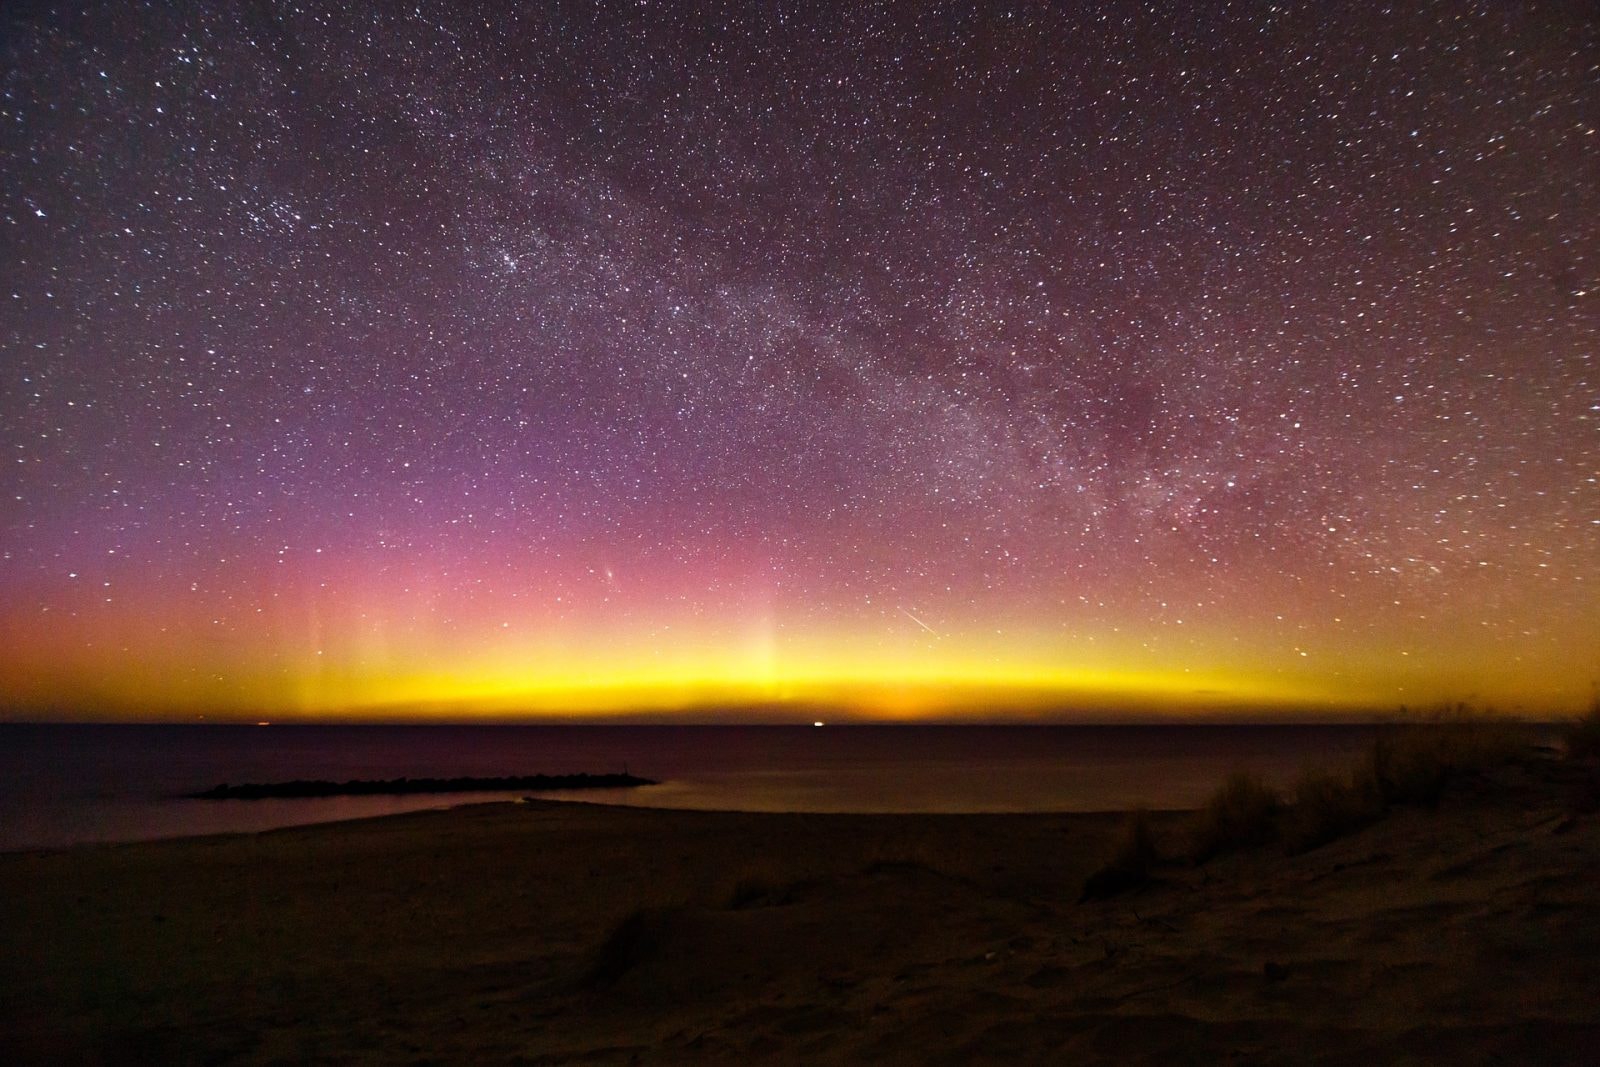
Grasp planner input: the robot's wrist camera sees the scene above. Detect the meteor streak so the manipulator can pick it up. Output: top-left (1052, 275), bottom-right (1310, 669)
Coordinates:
top-left (899, 607), bottom-right (939, 638)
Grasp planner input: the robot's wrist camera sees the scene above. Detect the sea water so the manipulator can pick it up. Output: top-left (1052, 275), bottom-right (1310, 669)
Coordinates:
top-left (0, 722), bottom-right (1420, 850)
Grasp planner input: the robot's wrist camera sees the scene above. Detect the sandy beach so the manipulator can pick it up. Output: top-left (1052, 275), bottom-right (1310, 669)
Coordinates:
top-left (3, 751), bottom-right (1598, 1065)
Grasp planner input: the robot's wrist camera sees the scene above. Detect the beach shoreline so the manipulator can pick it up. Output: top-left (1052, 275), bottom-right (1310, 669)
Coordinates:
top-left (3, 750), bottom-right (1598, 1064)
top-left (3, 720), bottom-right (1509, 853)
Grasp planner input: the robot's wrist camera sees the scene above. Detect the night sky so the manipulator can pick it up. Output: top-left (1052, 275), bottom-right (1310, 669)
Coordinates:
top-left (2, 1), bottom-right (1596, 720)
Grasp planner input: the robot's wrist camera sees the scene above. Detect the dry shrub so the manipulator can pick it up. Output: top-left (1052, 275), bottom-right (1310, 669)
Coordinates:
top-left (1193, 771), bottom-right (1282, 861)
top-left (858, 831), bottom-right (943, 874)
top-left (1282, 766), bottom-right (1382, 854)
top-left (1079, 808), bottom-right (1160, 902)
top-left (717, 856), bottom-right (795, 909)
top-left (1564, 701), bottom-right (1600, 761)
top-left (726, 875), bottom-right (782, 910)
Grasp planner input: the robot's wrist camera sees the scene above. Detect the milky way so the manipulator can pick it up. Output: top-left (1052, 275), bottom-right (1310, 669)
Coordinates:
top-left (2, 1), bottom-right (1596, 719)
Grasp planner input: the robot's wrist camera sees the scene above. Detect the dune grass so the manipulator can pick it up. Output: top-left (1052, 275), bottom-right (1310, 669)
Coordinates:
top-left (1366, 715), bottom-right (1521, 806)
top-left (1282, 765), bottom-right (1383, 854)
top-left (1187, 710), bottom-right (1526, 863)
top-left (1192, 771), bottom-right (1283, 861)
top-left (1079, 808), bottom-right (1161, 901)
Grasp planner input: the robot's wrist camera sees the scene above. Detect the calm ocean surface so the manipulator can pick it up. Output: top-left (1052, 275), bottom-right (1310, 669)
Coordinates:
top-left (1, 723), bottom-right (1425, 850)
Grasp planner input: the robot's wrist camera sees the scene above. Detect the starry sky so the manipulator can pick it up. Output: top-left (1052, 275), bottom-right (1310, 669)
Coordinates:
top-left (1, 1), bottom-right (1596, 722)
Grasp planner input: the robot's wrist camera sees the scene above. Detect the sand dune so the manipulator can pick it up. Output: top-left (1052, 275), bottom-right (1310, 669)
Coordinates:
top-left (3, 755), bottom-right (1597, 1064)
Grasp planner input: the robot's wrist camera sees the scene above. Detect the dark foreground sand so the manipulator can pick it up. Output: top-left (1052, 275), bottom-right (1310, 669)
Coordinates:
top-left (3, 755), bottom-right (1599, 1065)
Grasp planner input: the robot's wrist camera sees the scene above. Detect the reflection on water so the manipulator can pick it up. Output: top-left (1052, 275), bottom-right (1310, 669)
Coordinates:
top-left (0, 722), bottom-right (1507, 850)
top-left (535, 749), bottom-right (1353, 815)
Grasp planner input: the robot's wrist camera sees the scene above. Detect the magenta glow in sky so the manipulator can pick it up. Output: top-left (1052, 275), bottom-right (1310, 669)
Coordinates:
top-left (1, 1), bottom-right (1596, 720)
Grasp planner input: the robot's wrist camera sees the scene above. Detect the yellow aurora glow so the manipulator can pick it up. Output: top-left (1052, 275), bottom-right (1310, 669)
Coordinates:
top-left (3, 571), bottom-right (1592, 721)
top-left (3, 1), bottom-right (1597, 728)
